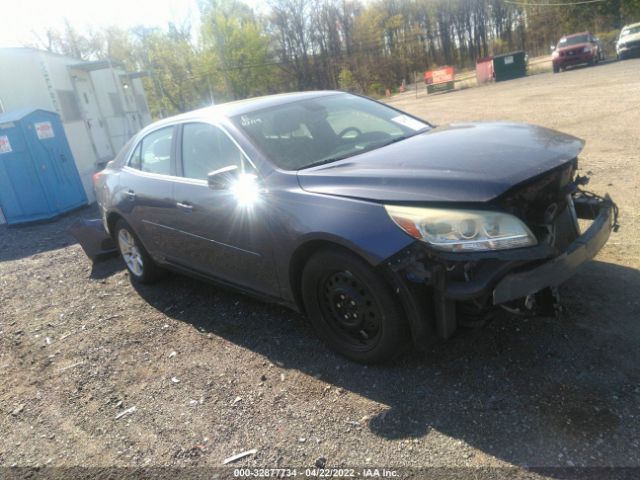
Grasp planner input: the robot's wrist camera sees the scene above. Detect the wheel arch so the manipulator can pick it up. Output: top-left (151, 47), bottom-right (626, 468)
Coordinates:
top-left (288, 238), bottom-right (373, 313)
top-left (288, 238), bottom-right (434, 350)
top-left (106, 211), bottom-right (124, 238)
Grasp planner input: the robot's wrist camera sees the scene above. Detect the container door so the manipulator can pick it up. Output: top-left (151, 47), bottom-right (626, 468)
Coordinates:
top-left (73, 71), bottom-right (114, 162)
top-left (0, 125), bottom-right (53, 224)
top-left (25, 115), bottom-right (88, 213)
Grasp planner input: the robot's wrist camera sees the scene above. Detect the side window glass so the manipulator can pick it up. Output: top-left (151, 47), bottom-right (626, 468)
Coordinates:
top-left (139, 127), bottom-right (173, 175)
top-left (182, 123), bottom-right (247, 181)
top-left (127, 142), bottom-right (142, 169)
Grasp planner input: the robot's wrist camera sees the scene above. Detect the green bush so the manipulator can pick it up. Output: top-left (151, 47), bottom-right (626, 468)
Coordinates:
top-left (368, 81), bottom-right (385, 97)
top-left (597, 29), bottom-right (621, 58)
top-left (338, 68), bottom-right (356, 91)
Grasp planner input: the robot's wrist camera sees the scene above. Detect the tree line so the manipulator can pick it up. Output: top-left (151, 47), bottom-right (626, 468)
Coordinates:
top-left (29, 0), bottom-right (640, 118)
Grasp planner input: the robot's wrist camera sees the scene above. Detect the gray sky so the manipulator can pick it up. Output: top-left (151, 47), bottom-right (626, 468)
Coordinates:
top-left (0, 0), bottom-right (235, 48)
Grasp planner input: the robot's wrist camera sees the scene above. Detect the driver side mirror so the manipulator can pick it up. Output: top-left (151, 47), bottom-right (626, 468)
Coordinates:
top-left (207, 165), bottom-right (239, 190)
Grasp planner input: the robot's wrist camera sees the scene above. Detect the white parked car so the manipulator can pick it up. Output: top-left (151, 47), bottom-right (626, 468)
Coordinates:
top-left (617, 22), bottom-right (640, 60)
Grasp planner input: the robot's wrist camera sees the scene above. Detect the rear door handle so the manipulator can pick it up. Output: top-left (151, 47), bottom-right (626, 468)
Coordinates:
top-left (124, 190), bottom-right (136, 199)
top-left (176, 201), bottom-right (193, 211)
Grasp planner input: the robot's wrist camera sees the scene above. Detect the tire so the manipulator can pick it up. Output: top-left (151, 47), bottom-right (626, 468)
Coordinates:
top-left (114, 219), bottom-right (162, 284)
top-left (553, 65), bottom-right (560, 74)
top-left (301, 249), bottom-right (409, 363)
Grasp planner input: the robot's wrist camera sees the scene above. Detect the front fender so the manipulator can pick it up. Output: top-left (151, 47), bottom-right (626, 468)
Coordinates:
top-left (267, 189), bottom-right (415, 303)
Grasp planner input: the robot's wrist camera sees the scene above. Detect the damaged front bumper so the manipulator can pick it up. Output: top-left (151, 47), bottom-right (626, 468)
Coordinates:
top-left (386, 191), bottom-right (618, 343)
top-left (492, 193), bottom-right (615, 304)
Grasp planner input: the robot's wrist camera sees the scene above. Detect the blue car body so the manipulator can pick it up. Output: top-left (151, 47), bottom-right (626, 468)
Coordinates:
top-left (93, 91), bottom-right (616, 353)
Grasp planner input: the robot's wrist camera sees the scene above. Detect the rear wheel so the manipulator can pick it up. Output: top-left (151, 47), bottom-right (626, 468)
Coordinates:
top-left (115, 219), bottom-right (162, 284)
top-left (301, 249), bottom-right (409, 363)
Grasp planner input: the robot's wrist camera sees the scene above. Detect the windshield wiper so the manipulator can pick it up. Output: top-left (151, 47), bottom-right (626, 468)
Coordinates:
top-left (301, 153), bottom-right (355, 170)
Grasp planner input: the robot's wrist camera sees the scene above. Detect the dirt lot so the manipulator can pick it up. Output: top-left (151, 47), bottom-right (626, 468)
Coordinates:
top-left (1, 60), bottom-right (639, 478)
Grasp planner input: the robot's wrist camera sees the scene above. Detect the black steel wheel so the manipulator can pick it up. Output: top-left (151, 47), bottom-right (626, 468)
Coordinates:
top-left (301, 249), bottom-right (408, 363)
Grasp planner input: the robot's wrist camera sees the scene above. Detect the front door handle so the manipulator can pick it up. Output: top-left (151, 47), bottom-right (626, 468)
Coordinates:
top-left (124, 190), bottom-right (136, 200)
top-left (176, 201), bottom-right (193, 211)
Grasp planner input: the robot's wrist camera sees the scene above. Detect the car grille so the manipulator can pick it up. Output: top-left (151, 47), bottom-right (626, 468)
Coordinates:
top-left (561, 48), bottom-right (583, 57)
top-left (497, 160), bottom-right (578, 242)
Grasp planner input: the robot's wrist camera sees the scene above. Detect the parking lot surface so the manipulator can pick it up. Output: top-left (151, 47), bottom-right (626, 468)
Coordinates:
top-left (1, 60), bottom-right (639, 477)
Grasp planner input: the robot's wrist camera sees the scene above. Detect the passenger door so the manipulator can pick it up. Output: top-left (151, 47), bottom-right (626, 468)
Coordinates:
top-left (118, 126), bottom-right (179, 257)
top-left (171, 122), bottom-right (278, 296)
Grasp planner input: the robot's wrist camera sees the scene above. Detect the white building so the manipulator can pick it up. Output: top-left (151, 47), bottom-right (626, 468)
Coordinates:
top-left (0, 47), bottom-right (152, 205)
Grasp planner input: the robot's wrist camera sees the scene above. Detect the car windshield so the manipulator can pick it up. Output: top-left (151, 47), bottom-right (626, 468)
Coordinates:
top-left (621, 26), bottom-right (640, 37)
top-left (559, 34), bottom-right (589, 47)
top-left (231, 93), bottom-right (430, 170)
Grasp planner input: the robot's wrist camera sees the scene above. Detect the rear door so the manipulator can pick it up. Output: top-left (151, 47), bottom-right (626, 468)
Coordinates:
top-left (170, 122), bottom-right (278, 296)
top-left (117, 125), bottom-right (180, 258)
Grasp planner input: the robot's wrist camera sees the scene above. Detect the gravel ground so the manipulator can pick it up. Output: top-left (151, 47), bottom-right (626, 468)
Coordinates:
top-left (1, 59), bottom-right (639, 479)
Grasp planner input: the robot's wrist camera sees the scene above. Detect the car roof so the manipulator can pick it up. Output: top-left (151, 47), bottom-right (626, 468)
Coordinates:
top-left (622, 22), bottom-right (640, 29)
top-left (142, 90), bottom-right (344, 134)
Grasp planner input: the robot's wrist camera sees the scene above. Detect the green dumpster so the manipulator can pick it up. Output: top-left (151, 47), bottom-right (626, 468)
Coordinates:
top-left (493, 51), bottom-right (527, 82)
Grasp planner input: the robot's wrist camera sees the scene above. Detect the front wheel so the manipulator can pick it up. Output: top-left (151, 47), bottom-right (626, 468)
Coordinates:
top-left (301, 249), bottom-right (409, 363)
top-left (115, 219), bottom-right (162, 284)
top-left (553, 64), bottom-right (560, 73)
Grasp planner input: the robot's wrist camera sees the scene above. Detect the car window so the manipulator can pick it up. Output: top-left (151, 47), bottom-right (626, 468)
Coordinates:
top-left (233, 93), bottom-right (430, 170)
top-left (127, 142), bottom-right (142, 169)
top-left (325, 109), bottom-right (404, 138)
top-left (181, 123), bottom-right (246, 181)
top-left (558, 34), bottom-right (589, 47)
top-left (621, 26), bottom-right (640, 37)
top-left (129, 127), bottom-right (173, 175)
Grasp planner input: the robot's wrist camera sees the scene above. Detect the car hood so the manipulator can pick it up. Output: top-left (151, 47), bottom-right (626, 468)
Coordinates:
top-left (297, 122), bottom-right (584, 203)
top-left (557, 42), bottom-right (592, 52)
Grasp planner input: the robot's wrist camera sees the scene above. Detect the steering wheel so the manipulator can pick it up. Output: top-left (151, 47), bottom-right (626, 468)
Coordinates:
top-left (338, 127), bottom-right (362, 139)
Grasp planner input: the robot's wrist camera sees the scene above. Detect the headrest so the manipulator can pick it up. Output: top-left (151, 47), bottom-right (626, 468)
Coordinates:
top-left (271, 110), bottom-right (304, 136)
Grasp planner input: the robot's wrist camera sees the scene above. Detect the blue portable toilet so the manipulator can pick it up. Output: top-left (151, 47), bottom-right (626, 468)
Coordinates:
top-left (0, 108), bottom-right (88, 225)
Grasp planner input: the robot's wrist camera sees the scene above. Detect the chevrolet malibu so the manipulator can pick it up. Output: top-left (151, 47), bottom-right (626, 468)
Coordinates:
top-left (94, 91), bottom-right (617, 363)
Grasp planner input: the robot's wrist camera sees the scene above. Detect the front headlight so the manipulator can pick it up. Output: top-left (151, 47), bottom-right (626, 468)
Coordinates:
top-left (384, 205), bottom-right (537, 252)
top-left (583, 46), bottom-right (591, 53)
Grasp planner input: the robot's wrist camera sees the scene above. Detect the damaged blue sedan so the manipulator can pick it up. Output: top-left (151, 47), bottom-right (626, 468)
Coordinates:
top-left (92, 91), bottom-right (617, 363)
